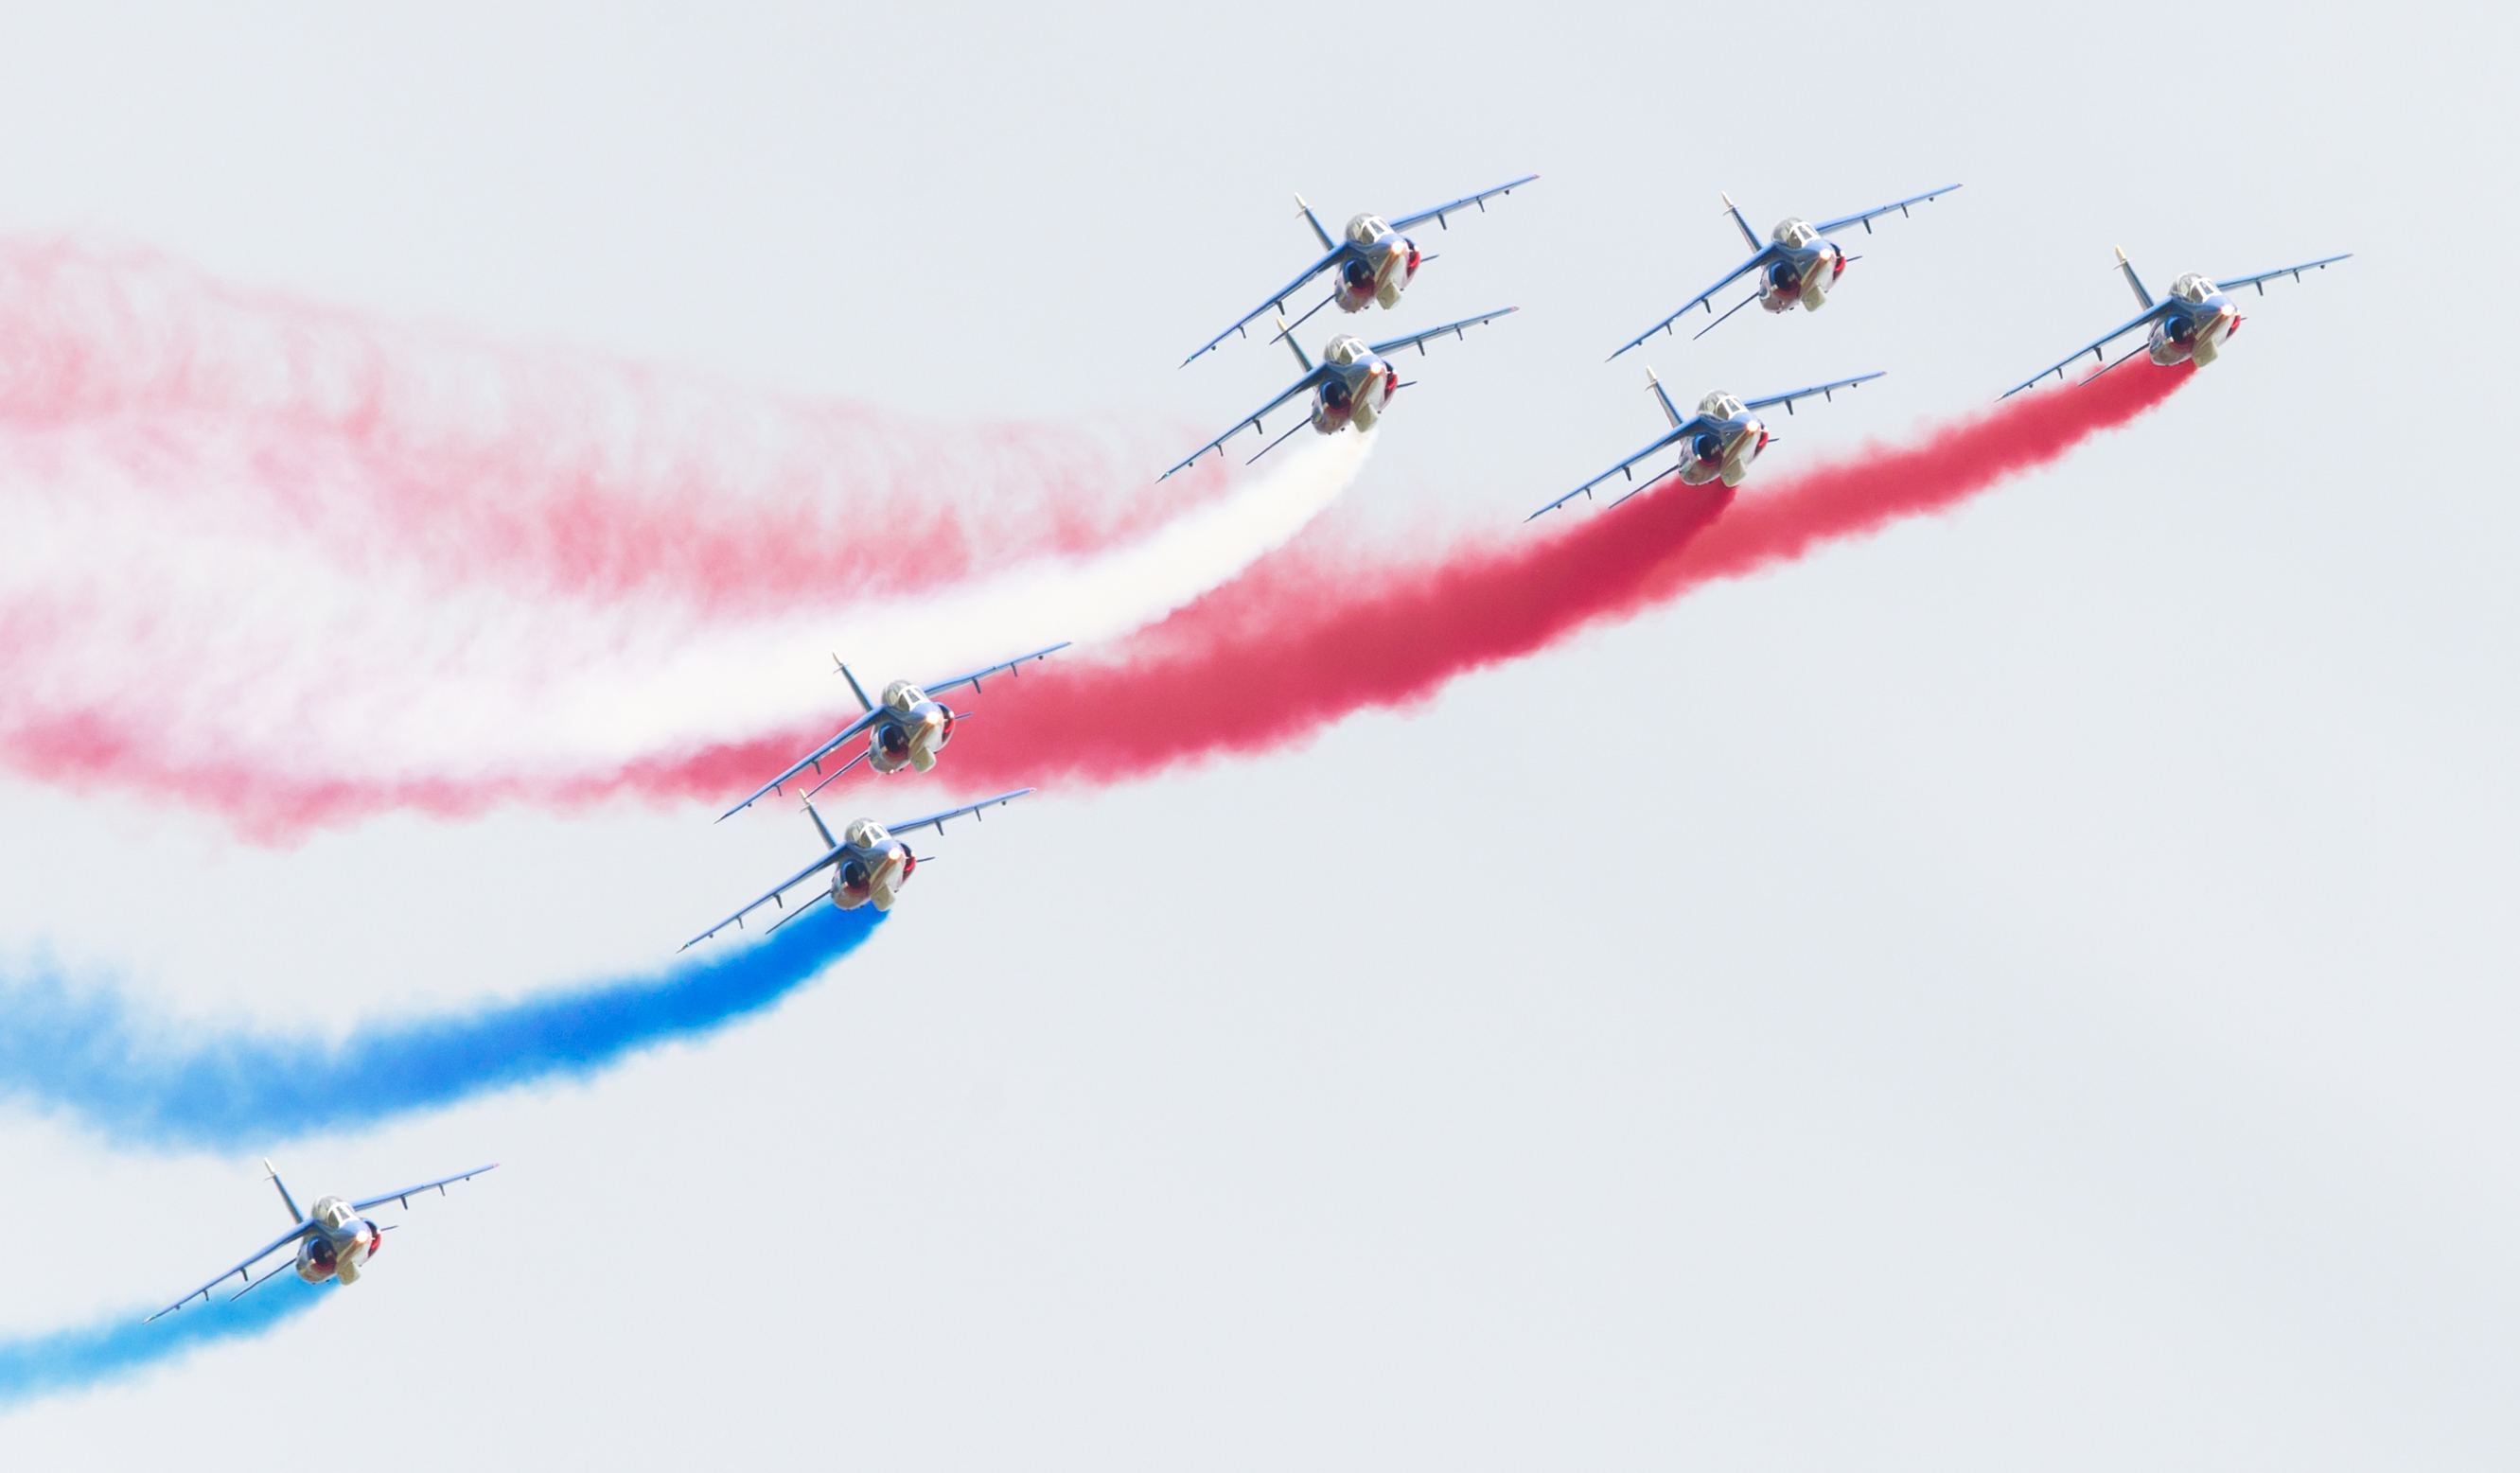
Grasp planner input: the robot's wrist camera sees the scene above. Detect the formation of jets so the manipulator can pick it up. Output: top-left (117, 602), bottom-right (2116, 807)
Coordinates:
top-left (150, 170), bottom-right (2348, 1337)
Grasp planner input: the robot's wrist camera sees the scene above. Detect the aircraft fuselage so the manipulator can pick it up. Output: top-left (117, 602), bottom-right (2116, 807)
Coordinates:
top-left (1330, 213), bottom-right (1423, 313)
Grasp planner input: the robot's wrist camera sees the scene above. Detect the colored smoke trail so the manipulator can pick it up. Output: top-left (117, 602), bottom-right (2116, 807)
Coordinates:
top-left (0, 1275), bottom-right (322, 1411)
top-left (730, 359), bottom-right (2195, 797)
top-left (0, 903), bottom-right (881, 1150)
top-left (0, 237), bottom-right (1197, 612)
top-left (0, 428), bottom-right (1367, 841)
top-left (0, 237), bottom-right (1387, 840)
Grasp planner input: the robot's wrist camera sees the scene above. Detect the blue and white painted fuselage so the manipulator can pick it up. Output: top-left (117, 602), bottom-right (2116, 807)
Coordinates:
top-left (1182, 176), bottom-right (1538, 366)
top-left (686, 787), bottom-right (1032, 948)
top-left (1161, 307), bottom-right (1519, 480)
top-left (2001, 246), bottom-right (2351, 398)
top-left (1612, 185), bottom-right (1961, 359)
top-left (149, 1161), bottom-right (497, 1322)
top-left (1530, 368), bottom-right (1884, 520)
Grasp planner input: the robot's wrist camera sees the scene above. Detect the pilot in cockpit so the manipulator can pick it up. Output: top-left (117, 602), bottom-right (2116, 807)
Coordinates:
top-left (2171, 272), bottom-right (2215, 304)
top-left (1345, 214), bottom-right (1389, 245)
top-left (1772, 219), bottom-right (1817, 248)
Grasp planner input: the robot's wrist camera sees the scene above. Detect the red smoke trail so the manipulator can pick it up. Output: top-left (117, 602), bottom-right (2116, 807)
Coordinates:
top-left (0, 237), bottom-right (1212, 616)
top-left (0, 361), bottom-right (2187, 841)
top-left (749, 358), bottom-right (2197, 798)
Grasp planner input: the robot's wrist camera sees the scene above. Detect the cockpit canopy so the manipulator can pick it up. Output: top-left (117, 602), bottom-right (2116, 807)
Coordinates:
top-left (1771, 218), bottom-right (1818, 249)
top-left (312, 1196), bottom-right (357, 1230)
top-left (1698, 392), bottom-right (1747, 420)
top-left (882, 679), bottom-right (925, 711)
top-left (844, 817), bottom-right (890, 850)
top-left (1344, 213), bottom-right (1391, 245)
top-left (1323, 335), bottom-right (1369, 366)
top-left (2170, 272), bottom-right (2217, 304)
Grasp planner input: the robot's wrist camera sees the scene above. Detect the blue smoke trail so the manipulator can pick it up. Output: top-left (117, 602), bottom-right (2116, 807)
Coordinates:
top-left (0, 1274), bottom-right (324, 1410)
top-left (0, 903), bottom-right (882, 1150)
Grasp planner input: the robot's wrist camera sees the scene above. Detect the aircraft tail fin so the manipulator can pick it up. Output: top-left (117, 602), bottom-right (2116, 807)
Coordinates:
top-left (2115, 246), bottom-right (2154, 308)
top-left (1645, 366), bottom-right (1683, 429)
top-left (264, 1159), bottom-right (304, 1224)
top-left (1276, 316), bottom-right (1313, 374)
top-left (802, 798), bottom-right (838, 851)
top-left (1721, 192), bottom-right (1759, 250)
top-left (832, 656), bottom-right (873, 713)
top-left (1295, 193), bottom-right (1334, 252)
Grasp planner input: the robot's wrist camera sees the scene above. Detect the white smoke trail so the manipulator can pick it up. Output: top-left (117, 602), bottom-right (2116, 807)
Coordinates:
top-left (0, 426), bottom-right (1373, 782)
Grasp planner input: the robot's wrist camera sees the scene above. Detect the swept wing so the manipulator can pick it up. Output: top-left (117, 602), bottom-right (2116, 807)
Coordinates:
top-left (1610, 246), bottom-right (1777, 360)
top-left (1743, 372), bottom-right (1884, 413)
top-left (1158, 369), bottom-right (1330, 481)
top-left (148, 1220), bottom-right (316, 1322)
top-left (1815, 183), bottom-right (1963, 236)
top-left (1367, 306), bottom-right (1519, 359)
top-left (350, 1163), bottom-right (500, 1214)
top-left (879, 786), bottom-right (1034, 839)
top-left (918, 641), bottom-right (1069, 699)
top-left (1182, 247), bottom-right (1346, 367)
top-left (1387, 173), bottom-right (1540, 232)
top-left (1528, 415), bottom-right (1718, 520)
top-left (2208, 252), bottom-right (2352, 295)
top-left (2000, 303), bottom-right (2172, 399)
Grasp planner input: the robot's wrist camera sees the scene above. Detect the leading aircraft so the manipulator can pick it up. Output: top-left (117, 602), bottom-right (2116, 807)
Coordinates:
top-left (2000, 246), bottom-right (2350, 398)
top-left (1181, 175), bottom-right (1538, 366)
top-left (1529, 368), bottom-right (1883, 520)
top-left (148, 1160), bottom-right (496, 1322)
top-left (1611, 184), bottom-right (1960, 359)
top-left (719, 642), bottom-right (1066, 820)
top-left (1160, 307), bottom-right (1517, 481)
top-left (685, 788), bottom-right (1031, 948)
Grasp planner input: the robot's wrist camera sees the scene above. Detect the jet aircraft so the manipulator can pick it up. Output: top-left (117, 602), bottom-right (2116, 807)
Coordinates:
top-left (1529, 368), bottom-right (1883, 519)
top-left (148, 1160), bottom-right (496, 1322)
top-left (719, 642), bottom-right (1068, 820)
top-left (2000, 246), bottom-right (2350, 398)
top-left (1182, 175), bottom-right (1538, 366)
top-left (685, 788), bottom-right (1032, 948)
top-left (1160, 307), bottom-right (1517, 482)
top-left (1612, 184), bottom-right (1960, 359)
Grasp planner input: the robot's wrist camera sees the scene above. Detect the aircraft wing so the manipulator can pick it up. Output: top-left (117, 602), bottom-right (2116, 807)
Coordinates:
top-left (1367, 306), bottom-right (1519, 359)
top-left (921, 641), bottom-right (1070, 699)
top-left (1743, 372), bottom-right (1885, 413)
top-left (2209, 252), bottom-right (2352, 295)
top-left (719, 710), bottom-right (884, 821)
top-left (1815, 183), bottom-right (1963, 236)
top-left (350, 1164), bottom-right (500, 1215)
top-left (1527, 417), bottom-right (1715, 521)
top-left (1158, 371), bottom-right (1330, 482)
top-left (147, 1220), bottom-right (316, 1322)
top-left (1387, 173), bottom-right (1541, 233)
top-left (1609, 248), bottom-right (1776, 360)
top-left (2000, 304), bottom-right (2172, 399)
top-left (1182, 247), bottom-right (1347, 366)
top-left (683, 846), bottom-right (850, 950)
top-left (884, 787), bottom-right (1033, 839)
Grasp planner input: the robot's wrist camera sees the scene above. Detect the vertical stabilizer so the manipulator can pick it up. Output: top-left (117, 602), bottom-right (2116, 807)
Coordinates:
top-left (264, 1159), bottom-right (304, 1224)
top-left (1294, 193), bottom-right (1334, 252)
top-left (1277, 317), bottom-right (1314, 375)
top-left (1646, 367), bottom-right (1683, 429)
top-left (802, 798), bottom-right (839, 850)
top-left (1721, 192), bottom-right (1759, 251)
top-left (2114, 246), bottom-right (2154, 308)
top-left (832, 657), bottom-right (874, 713)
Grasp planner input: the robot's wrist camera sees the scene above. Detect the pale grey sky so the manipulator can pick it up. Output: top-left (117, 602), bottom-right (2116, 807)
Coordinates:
top-left (0, 1), bottom-right (2511, 1467)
